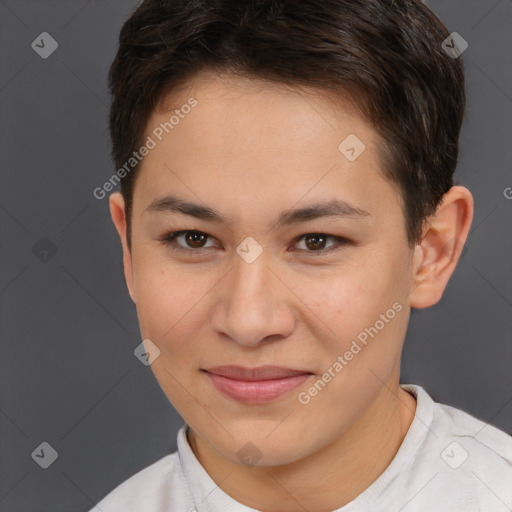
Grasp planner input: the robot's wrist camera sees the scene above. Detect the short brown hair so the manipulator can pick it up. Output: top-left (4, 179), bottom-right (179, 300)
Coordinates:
top-left (108, 0), bottom-right (465, 248)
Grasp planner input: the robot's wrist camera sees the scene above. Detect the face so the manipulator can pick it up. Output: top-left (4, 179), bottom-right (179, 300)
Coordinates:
top-left (112, 72), bottom-right (418, 466)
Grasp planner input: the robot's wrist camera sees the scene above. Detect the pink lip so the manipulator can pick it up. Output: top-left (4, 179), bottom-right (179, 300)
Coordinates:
top-left (203, 365), bottom-right (313, 403)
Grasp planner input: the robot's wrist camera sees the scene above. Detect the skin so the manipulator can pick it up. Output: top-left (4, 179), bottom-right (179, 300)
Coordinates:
top-left (109, 71), bottom-right (473, 511)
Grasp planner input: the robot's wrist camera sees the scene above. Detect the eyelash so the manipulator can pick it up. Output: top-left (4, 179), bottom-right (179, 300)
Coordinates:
top-left (157, 230), bottom-right (351, 256)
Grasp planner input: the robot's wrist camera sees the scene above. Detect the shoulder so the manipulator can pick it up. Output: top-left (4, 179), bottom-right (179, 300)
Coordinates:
top-left (434, 397), bottom-right (512, 465)
top-left (88, 451), bottom-right (193, 512)
top-left (404, 384), bottom-right (512, 465)
top-left (405, 385), bottom-right (512, 510)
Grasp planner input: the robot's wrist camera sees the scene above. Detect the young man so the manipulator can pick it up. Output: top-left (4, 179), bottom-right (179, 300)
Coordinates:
top-left (90, 0), bottom-right (512, 510)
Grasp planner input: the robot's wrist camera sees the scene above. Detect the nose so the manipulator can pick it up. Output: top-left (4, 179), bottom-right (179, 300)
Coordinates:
top-left (210, 253), bottom-right (296, 348)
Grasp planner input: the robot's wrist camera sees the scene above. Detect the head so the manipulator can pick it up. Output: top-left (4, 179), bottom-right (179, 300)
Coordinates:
top-left (107, 0), bottom-right (473, 467)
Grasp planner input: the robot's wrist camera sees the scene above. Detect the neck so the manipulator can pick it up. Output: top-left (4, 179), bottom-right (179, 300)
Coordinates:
top-left (188, 382), bottom-right (417, 512)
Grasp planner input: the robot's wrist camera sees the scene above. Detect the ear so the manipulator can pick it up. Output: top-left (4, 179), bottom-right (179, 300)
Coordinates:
top-left (109, 192), bottom-right (137, 303)
top-left (409, 186), bottom-right (473, 308)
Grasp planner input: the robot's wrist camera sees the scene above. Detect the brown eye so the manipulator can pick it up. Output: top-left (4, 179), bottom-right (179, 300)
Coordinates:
top-left (293, 233), bottom-right (351, 255)
top-left (184, 231), bottom-right (208, 248)
top-left (304, 234), bottom-right (328, 251)
top-left (159, 230), bottom-right (217, 252)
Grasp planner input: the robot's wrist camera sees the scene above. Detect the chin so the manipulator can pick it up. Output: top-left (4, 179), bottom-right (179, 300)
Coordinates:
top-left (211, 426), bottom-right (315, 468)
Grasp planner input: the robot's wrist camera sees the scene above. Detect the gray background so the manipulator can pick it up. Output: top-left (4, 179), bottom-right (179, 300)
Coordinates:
top-left (0, 1), bottom-right (510, 511)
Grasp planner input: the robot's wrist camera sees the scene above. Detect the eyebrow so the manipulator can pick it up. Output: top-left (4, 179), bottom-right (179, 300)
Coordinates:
top-left (144, 194), bottom-right (370, 228)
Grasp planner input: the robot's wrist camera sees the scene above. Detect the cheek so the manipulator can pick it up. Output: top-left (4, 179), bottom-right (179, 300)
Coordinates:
top-left (131, 253), bottom-right (201, 343)
top-left (132, 256), bottom-right (227, 368)
top-left (306, 255), bottom-right (408, 355)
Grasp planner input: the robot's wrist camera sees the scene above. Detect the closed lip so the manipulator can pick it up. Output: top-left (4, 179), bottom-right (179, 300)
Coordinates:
top-left (202, 365), bottom-right (313, 381)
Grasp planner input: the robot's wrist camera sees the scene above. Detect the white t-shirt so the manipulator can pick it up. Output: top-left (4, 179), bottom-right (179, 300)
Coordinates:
top-left (89, 384), bottom-right (512, 511)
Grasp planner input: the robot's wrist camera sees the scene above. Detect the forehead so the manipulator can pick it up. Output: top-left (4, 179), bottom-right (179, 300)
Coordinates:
top-left (152, 71), bottom-right (374, 155)
top-left (133, 71), bottom-right (401, 226)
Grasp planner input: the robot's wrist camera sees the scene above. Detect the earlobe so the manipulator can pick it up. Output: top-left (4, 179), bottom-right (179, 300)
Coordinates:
top-left (409, 186), bottom-right (474, 309)
top-left (109, 192), bottom-right (137, 303)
